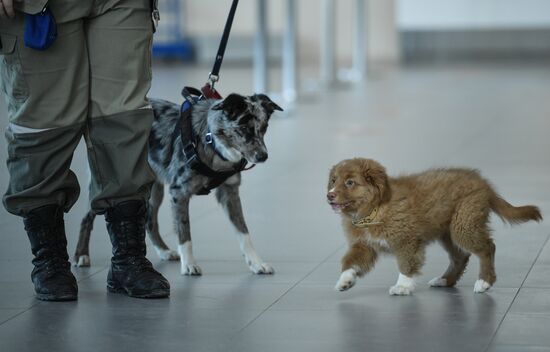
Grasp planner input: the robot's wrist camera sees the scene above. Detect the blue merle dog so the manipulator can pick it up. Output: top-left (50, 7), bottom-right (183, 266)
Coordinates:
top-left (75, 93), bottom-right (283, 275)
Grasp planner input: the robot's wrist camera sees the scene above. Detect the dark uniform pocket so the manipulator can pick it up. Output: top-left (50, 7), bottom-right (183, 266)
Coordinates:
top-left (0, 33), bottom-right (30, 118)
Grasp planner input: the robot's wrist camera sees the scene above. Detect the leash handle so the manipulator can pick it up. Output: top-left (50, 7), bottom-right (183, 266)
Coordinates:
top-left (209, 0), bottom-right (239, 87)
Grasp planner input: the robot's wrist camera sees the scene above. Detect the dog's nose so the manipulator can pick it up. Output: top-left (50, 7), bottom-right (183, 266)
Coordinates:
top-left (327, 192), bottom-right (336, 201)
top-left (255, 151), bottom-right (268, 162)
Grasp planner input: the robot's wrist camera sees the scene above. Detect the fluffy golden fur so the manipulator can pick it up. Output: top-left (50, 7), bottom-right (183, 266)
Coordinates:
top-left (327, 158), bottom-right (542, 295)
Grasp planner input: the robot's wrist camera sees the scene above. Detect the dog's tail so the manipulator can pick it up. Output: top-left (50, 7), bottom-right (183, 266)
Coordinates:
top-left (491, 195), bottom-right (542, 225)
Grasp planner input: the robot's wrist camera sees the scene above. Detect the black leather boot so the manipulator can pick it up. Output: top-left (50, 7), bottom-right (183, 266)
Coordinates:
top-left (105, 200), bottom-right (170, 298)
top-left (23, 205), bottom-right (78, 301)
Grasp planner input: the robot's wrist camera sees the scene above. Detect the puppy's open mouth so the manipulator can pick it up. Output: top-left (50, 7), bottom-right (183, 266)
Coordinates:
top-left (328, 201), bottom-right (352, 213)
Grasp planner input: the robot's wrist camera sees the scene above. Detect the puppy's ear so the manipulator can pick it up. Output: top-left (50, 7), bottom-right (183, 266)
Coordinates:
top-left (255, 94), bottom-right (284, 114)
top-left (328, 165), bottom-right (337, 190)
top-left (361, 159), bottom-right (390, 202)
top-left (212, 93), bottom-right (247, 119)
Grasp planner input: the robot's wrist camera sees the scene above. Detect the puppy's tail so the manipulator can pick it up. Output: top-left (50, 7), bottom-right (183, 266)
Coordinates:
top-left (491, 195), bottom-right (542, 225)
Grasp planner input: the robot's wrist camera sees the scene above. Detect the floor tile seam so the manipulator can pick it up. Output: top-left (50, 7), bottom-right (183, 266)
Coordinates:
top-left (484, 232), bottom-right (550, 352)
top-left (279, 282), bottom-right (524, 289)
top-left (153, 260), bottom-right (333, 263)
top-left (0, 268), bottom-right (107, 282)
top-left (498, 311), bottom-right (550, 318)
top-left (0, 267), bottom-right (110, 327)
top-left (231, 244), bottom-right (346, 336)
top-left (0, 303), bottom-right (41, 327)
top-left (74, 266), bottom-right (109, 283)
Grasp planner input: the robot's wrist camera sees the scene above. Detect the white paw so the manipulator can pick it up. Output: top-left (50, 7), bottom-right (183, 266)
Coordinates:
top-left (181, 263), bottom-right (202, 276)
top-left (474, 279), bottom-right (491, 293)
top-left (155, 247), bottom-right (180, 261)
top-left (389, 284), bottom-right (414, 296)
top-left (429, 277), bottom-right (448, 287)
top-left (75, 255), bottom-right (90, 267)
top-left (248, 260), bottom-right (275, 275)
top-left (335, 269), bottom-right (357, 291)
top-left (389, 273), bottom-right (415, 295)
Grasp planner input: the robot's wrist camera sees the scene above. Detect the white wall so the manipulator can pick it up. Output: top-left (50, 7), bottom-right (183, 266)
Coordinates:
top-left (162, 0), bottom-right (550, 65)
top-left (398, 0), bottom-right (550, 30)
top-left (181, 0), bottom-right (393, 64)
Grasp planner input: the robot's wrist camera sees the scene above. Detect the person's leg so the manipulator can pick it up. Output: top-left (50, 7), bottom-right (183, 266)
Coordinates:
top-left (84, 0), bottom-right (169, 298)
top-left (0, 11), bottom-right (91, 300)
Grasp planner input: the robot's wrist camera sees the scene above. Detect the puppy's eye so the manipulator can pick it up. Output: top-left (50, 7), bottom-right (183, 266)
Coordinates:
top-left (330, 177), bottom-right (336, 185)
top-left (345, 179), bottom-right (355, 188)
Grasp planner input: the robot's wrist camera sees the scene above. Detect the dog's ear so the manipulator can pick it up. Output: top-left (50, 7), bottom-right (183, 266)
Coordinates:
top-left (328, 165), bottom-right (337, 190)
top-left (255, 94), bottom-right (284, 114)
top-left (212, 94), bottom-right (247, 119)
top-left (361, 159), bottom-right (390, 202)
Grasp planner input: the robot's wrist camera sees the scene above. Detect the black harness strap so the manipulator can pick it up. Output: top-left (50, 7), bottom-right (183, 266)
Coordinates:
top-left (172, 2), bottom-right (244, 195)
top-left (178, 87), bottom-right (249, 196)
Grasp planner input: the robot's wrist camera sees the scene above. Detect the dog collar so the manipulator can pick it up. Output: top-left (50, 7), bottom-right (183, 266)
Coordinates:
top-left (203, 131), bottom-right (225, 160)
top-left (351, 207), bottom-right (383, 228)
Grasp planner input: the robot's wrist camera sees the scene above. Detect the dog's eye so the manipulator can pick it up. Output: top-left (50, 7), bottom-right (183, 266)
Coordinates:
top-left (345, 179), bottom-right (355, 187)
top-left (330, 177), bottom-right (336, 185)
top-left (239, 126), bottom-right (250, 132)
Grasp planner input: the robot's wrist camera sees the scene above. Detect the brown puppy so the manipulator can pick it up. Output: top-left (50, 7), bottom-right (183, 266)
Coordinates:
top-left (327, 158), bottom-right (542, 295)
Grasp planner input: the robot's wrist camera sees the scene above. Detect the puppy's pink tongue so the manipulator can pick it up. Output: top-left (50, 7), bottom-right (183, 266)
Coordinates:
top-left (330, 203), bottom-right (342, 213)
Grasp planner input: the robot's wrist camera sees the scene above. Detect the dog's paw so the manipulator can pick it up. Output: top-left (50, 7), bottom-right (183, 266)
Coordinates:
top-left (155, 247), bottom-right (180, 261)
top-left (335, 269), bottom-right (357, 292)
top-left (248, 261), bottom-right (275, 275)
top-left (473, 279), bottom-right (491, 293)
top-left (389, 284), bottom-right (414, 296)
top-left (181, 263), bottom-right (202, 276)
top-left (74, 255), bottom-right (91, 267)
top-left (428, 276), bottom-right (448, 287)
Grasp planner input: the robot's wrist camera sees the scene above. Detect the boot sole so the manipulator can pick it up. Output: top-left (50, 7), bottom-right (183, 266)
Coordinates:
top-left (36, 292), bottom-right (77, 301)
top-left (107, 284), bottom-right (169, 299)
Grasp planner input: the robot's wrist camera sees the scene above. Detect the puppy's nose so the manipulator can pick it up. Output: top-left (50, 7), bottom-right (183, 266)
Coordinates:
top-left (255, 151), bottom-right (268, 162)
top-left (327, 192), bottom-right (336, 201)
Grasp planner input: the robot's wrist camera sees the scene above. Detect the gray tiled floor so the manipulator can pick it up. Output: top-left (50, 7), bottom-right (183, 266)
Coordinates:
top-left (1, 63), bottom-right (549, 352)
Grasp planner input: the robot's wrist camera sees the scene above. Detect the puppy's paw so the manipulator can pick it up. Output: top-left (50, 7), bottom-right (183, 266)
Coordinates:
top-left (389, 284), bottom-right (414, 296)
top-left (428, 276), bottom-right (448, 287)
top-left (248, 261), bottom-right (275, 275)
top-left (335, 269), bottom-right (357, 292)
top-left (473, 279), bottom-right (491, 293)
top-left (181, 263), bottom-right (202, 276)
top-left (155, 247), bottom-right (180, 261)
top-left (74, 255), bottom-right (91, 267)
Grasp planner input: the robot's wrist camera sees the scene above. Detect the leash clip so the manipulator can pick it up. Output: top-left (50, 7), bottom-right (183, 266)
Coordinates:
top-left (204, 132), bottom-right (214, 144)
top-left (208, 73), bottom-right (219, 83)
top-left (208, 73), bottom-right (219, 89)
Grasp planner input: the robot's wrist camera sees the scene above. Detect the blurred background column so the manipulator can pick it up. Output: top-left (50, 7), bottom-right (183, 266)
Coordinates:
top-left (282, 0), bottom-right (298, 103)
top-left (367, 0), bottom-right (400, 65)
top-left (254, 0), bottom-right (269, 93)
top-left (320, 0), bottom-right (336, 85)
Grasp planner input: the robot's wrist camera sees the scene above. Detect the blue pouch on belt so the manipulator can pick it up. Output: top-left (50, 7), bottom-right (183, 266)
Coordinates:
top-left (24, 6), bottom-right (57, 50)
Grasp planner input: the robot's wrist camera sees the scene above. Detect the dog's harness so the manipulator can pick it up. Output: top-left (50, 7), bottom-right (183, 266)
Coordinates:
top-left (176, 87), bottom-right (253, 196)
top-left (170, 0), bottom-right (251, 195)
